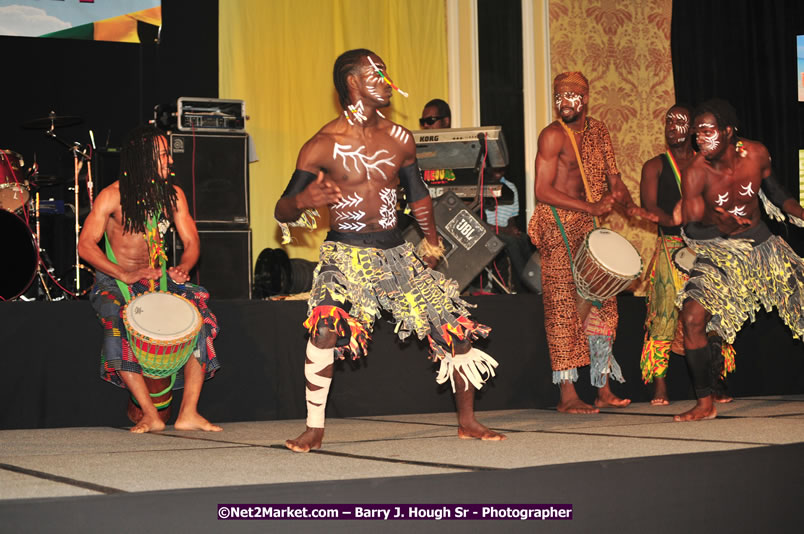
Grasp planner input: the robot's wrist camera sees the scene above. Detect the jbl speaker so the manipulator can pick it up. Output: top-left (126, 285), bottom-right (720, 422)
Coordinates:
top-left (402, 191), bottom-right (504, 291)
top-left (169, 132), bottom-right (249, 226)
top-left (171, 228), bottom-right (252, 299)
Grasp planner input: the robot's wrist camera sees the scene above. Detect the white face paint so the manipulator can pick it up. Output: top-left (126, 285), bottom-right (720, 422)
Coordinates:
top-left (715, 192), bottom-right (729, 206)
top-left (332, 143), bottom-right (396, 181)
top-left (695, 121), bottom-right (721, 155)
top-left (554, 92), bottom-right (583, 114)
top-left (666, 111), bottom-right (690, 143)
top-left (363, 57), bottom-right (392, 103)
top-left (738, 184), bottom-right (754, 197)
top-left (555, 91), bottom-right (583, 113)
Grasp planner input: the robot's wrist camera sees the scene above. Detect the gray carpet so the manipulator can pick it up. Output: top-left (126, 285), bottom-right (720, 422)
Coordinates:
top-left (1, 397), bottom-right (803, 532)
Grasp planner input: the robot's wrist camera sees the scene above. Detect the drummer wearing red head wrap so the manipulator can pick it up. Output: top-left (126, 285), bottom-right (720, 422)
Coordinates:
top-left (527, 71), bottom-right (657, 413)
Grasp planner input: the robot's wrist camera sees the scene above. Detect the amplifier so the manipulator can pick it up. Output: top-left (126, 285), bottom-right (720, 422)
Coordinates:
top-left (170, 227), bottom-right (252, 299)
top-left (402, 191), bottom-right (504, 291)
top-left (177, 97), bottom-right (246, 133)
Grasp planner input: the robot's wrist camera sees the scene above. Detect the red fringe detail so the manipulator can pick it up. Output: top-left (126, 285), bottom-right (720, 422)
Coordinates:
top-left (304, 305), bottom-right (371, 360)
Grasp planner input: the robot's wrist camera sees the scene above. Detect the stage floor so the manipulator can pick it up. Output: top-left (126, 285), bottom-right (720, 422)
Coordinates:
top-left (2, 396), bottom-right (803, 532)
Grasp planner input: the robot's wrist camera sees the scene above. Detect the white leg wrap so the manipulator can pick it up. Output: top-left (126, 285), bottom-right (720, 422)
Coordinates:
top-left (305, 340), bottom-right (334, 428)
top-left (435, 348), bottom-right (499, 393)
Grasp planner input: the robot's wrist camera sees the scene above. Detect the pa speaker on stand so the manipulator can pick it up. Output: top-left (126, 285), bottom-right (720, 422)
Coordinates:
top-left (402, 191), bottom-right (504, 292)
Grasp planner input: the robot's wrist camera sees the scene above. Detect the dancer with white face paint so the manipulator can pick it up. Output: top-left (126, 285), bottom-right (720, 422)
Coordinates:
top-left (670, 98), bottom-right (804, 421)
top-left (528, 71), bottom-right (658, 415)
top-left (275, 49), bottom-right (506, 453)
top-left (639, 104), bottom-right (735, 406)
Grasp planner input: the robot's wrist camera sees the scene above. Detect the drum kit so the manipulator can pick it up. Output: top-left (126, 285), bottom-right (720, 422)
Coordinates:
top-left (0, 112), bottom-right (96, 301)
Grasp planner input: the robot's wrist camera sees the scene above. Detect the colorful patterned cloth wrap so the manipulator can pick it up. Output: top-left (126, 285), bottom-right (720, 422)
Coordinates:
top-left (640, 235), bottom-right (735, 383)
top-left (527, 118), bottom-right (623, 385)
top-left (89, 271), bottom-right (221, 390)
top-left (305, 240), bottom-right (491, 363)
top-left (676, 222), bottom-right (804, 344)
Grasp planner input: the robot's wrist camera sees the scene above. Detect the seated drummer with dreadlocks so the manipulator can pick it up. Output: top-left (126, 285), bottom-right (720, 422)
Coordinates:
top-left (277, 48), bottom-right (506, 453)
top-left (78, 124), bottom-right (221, 433)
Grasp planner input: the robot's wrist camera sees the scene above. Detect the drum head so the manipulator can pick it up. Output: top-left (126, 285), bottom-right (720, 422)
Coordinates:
top-left (0, 210), bottom-right (37, 300)
top-left (126, 292), bottom-right (201, 341)
top-left (586, 229), bottom-right (642, 277)
top-left (673, 247), bottom-right (697, 274)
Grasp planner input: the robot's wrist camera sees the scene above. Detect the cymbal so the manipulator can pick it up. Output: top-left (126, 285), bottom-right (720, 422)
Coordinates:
top-left (22, 114), bottom-right (83, 130)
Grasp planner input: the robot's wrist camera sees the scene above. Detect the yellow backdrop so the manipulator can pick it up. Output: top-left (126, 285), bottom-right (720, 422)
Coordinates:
top-left (219, 0), bottom-right (448, 263)
top-left (549, 0), bottom-right (675, 294)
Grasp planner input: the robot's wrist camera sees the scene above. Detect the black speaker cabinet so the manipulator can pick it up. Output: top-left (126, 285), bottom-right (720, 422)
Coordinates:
top-left (402, 191), bottom-right (504, 291)
top-left (169, 132), bottom-right (249, 226)
top-left (171, 228), bottom-right (252, 299)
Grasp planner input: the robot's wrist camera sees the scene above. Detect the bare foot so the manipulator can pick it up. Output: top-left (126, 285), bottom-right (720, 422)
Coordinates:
top-left (595, 386), bottom-right (631, 408)
top-left (557, 381), bottom-right (599, 413)
top-left (130, 414), bottom-right (166, 433)
top-left (557, 397), bottom-right (600, 414)
top-left (650, 377), bottom-right (669, 405)
top-left (714, 391), bottom-right (733, 403)
top-left (674, 397), bottom-right (717, 421)
top-left (457, 419), bottom-right (506, 441)
top-left (285, 427), bottom-right (325, 452)
top-left (174, 412), bottom-right (222, 432)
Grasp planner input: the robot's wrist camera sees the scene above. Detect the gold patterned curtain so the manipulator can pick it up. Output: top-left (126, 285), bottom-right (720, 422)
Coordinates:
top-left (549, 0), bottom-right (675, 294)
top-left (219, 0), bottom-right (448, 263)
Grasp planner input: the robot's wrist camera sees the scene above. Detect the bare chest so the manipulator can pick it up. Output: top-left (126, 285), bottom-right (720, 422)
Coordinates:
top-left (704, 165), bottom-right (761, 216)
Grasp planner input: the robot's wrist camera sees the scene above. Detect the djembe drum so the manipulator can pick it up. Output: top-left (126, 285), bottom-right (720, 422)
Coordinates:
top-left (122, 291), bottom-right (202, 424)
top-left (573, 228), bottom-right (643, 302)
top-left (672, 246), bottom-right (697, 275)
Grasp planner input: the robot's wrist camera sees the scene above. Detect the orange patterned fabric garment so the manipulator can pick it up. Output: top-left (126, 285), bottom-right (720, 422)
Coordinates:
top-left (528, 117), bottom-right (619, 372)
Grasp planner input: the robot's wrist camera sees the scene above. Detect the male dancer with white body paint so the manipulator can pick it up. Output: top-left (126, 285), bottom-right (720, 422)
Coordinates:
top-left (275, 49), bottom-right (506, 452)
top-left (672, 99), bottom-right (804, 421)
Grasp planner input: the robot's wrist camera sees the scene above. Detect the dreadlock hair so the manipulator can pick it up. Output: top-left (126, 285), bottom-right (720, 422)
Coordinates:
top-left (333, 48), bottom-right (376, 111)
top-left (119, 124), bottom-right (178, 234)
top-left (693, 98), bottom-right (740, 144)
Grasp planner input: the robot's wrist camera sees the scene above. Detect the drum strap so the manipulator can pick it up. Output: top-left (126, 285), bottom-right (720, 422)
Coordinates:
top-left (558, 119), bottom-right (599, 228)
top-left (663, 151), bottom-right (682, 194)
top-left (104, 232), bottom-right (167, 303)
top-left (550, 205), bottom-right (602, 309)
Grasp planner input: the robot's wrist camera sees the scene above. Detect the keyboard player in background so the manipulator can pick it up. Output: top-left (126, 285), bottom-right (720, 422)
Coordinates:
top-left (418, 99), bottom-right (455, 186)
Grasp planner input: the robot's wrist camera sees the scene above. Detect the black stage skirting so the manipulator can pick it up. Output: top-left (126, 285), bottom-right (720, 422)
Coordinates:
top-left (2, 295), bottom-right (803, 430)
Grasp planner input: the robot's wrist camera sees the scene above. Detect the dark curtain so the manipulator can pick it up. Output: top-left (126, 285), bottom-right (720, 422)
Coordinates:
top-left (671, 0), bottom-right (804, 196)
top-left (478, 0), bottom-right (526, 230)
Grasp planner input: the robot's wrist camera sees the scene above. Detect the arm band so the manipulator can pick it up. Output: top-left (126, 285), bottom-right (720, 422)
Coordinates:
top-left (760, 172), bottom-right (792, 207)
top-left (281, 169), bottom-right (318, 198)
top-left (399, 161), bottom-right (429, 203)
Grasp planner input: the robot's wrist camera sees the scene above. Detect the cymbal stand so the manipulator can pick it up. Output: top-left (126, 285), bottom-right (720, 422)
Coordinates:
top-left (33, 191), bottom-right (54, 301)
top-left (44, 126), bottom-right (94, 298)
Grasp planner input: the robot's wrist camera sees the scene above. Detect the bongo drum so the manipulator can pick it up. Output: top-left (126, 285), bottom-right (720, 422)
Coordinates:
top-left (672, 247), bottom-right (697, 275)
top-left (573, 228), bottom-right (643, 302)
top-left (122, 291), bottom-right (202, 379)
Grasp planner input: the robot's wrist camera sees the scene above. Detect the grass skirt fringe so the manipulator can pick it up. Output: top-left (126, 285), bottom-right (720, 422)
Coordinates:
top-left (676, 229), bottom-right (804, 344)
